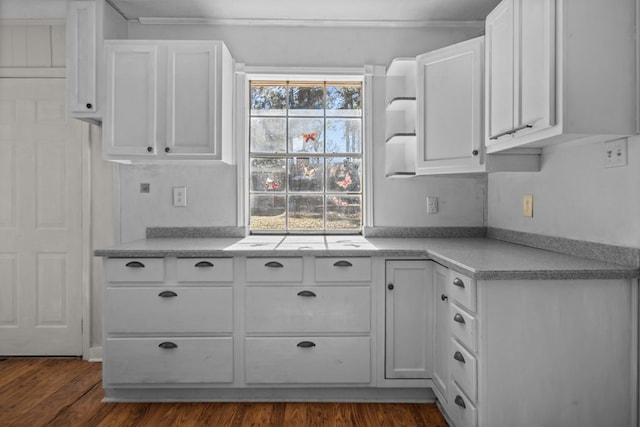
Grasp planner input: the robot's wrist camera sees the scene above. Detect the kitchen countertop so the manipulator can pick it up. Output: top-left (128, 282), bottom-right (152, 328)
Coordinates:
top-left (94, 236), bottom-right (639, 280)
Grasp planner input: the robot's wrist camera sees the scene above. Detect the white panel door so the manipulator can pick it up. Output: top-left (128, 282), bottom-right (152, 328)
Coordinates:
top-left (0, 79), bottom-right (84, 355)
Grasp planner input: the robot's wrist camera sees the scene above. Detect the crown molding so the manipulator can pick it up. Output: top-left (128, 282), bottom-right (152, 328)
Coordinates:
top-left (136, 17), bottom-right (484, 29)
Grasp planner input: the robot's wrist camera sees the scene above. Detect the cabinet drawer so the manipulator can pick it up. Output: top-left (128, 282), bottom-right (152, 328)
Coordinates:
top-left (105, 258), bottom-right (164, 282)
top-left (448, 271), bottom-right (476, 312)
top-left (105, 287), bottom-right (232, 334)
top-left (450, 305), bottom-right (477, 352)
top-left (177, 257), bottom-right (233, 282)
top-left (314, 257), bottom-right (372, 282)
top-left (450, 381), bottom-right (478, 427)
top-left (245, 286), bottom-right (370, 333)
top-left (245, 337), bottom-right (371, 384)
top-left (246, 257), bottom-right (303, 282)
top-left (104, 337), bottom-right (233, 384)
top-left (450, 338), bottom-right (478, 401)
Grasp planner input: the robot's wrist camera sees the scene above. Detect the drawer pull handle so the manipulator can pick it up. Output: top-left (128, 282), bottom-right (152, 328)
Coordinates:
top-left (441, 294), bottom-right (448, 301)
top-left (388, 283), bottom-right (394, 290)
top-left (453, 278), bottom-right (465, 288)
top-left (333, 260), bottom-right (353, 267)
top-left (195, 261), bottom-right (214, 268)
top-left (454, 395), bottom-right (467, 409)
top-left (297, 290), bottom-right (317, 297)
top-left (158, 290), bottom-right (178, 298)
top-left (125, 261), bottom-right (145, 268)
top-left (265, 261), bottom-right (284, 268)
top-left (297, 341), bottom-right (316, 348)
top-left (453, 351), bottom-right (466, 364)
top-left (158, 342), bottom-right (178, 349)
top-left (453, 313), bottom-right (466, 324)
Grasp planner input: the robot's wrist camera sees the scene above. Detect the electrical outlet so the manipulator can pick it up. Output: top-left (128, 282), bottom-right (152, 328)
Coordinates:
top-left (522, 194), bottom-right (533, 217)
top-left (173, 186), bottom-right (187, 207)
top-left (426, 196), bottom-right (438, 214)
top-left (140, 183), bottom-right (150, 193)
top-left (604, 138), bottom-right (628, 168)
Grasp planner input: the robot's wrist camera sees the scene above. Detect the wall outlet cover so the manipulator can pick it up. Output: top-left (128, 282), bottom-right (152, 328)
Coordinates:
top-left (604, 138), bottom-right (628, 168)
top-left (173, 186), bottom-right (187, 207)
top-left (522, 194), bottom-right (533, 217)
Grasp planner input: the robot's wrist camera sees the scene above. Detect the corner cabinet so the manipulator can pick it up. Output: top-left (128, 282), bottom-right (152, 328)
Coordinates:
top-left (485, 0), bottom-right (637, 152)
top-left (415, 37), bottom-right (539, 175)
top-left (66, 0), bottom-right (126, 123)
top-left (102, 40), bottom-right (234, 163)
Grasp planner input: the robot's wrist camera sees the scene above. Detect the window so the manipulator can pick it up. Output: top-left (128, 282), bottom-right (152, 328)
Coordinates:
top-left (249, 80), bottom-right (363, 234)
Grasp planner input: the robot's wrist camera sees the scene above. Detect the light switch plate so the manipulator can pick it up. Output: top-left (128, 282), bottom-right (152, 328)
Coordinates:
top-left (522, 194), bottom-right (533, 217)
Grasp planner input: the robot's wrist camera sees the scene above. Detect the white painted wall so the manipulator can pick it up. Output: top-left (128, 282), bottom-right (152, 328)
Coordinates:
top-left (0, 0), bottom-right (66, 18)
top-left (117, 23), bottom-right (487, 241)
top-left (488, 136), bottom-right (640, 248)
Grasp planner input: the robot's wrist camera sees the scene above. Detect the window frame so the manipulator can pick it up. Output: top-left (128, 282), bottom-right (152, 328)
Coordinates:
top-left (243, 71), bottom-right (371, 235)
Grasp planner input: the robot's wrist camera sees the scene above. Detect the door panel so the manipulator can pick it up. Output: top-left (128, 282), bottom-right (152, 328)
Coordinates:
top-left (0, 78), bottom-right (84, 355)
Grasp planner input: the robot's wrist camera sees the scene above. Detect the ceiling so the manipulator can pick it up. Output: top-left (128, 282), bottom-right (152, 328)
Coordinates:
top-left (108, 0), bottom-right (502, 23)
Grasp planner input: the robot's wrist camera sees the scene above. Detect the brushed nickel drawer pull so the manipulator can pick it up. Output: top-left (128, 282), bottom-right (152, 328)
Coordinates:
top-left (158, 342), bottom-right (178, 349)
top-left (158, 290), bottom-right (177, 298)
top-left (296, 341), bottom-right (316, 348)
top-left (265, 261), bottom-right (284, 268)
top-left (195, 261), bottom-right (214, 267)
top-left (453, 277), bottom-right (465, 288)
top-left (453, 313), bottom-right (466, 324)
top-left (333, 260), bottom-right (353, 267)
top-left (125, 261), bottom-right (145, 268)
top-left (297, 290), bottom-right (317, 297)
top-left (453, 351), bottom-right (466, 364)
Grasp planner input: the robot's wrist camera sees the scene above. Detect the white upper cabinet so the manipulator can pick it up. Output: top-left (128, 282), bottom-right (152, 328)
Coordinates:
top-left (485, 0), bottom-right (637, 152)
top-left (103, 40), bottom-right (234, 163)
top-left (67, 0), bottom-right (126, 124)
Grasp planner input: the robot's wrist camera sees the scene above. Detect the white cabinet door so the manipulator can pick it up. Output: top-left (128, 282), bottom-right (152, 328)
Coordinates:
top-left (67, 1), bottom-right (97, 115)
top-left (485, 0), bottom-right (515, 141)
top-left (432, 263), bottom-right (450, 401)
top-left (385, 260), bottom-right (434, 379)
top-left (416, 37), bottom-right (484, 175)
top-left (103, 42), bottom-right (158, 156)
top-left (166, 44), bottom-right (218, 155)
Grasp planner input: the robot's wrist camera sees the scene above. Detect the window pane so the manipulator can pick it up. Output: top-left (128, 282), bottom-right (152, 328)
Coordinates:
top-left (327, 195), bottom-right (361, 230)
top-left (250, 158), bottom-right (286, 192)
top-left (326, 118), bottom-right (361, 153)
top-left (289, 195), bottom-right (324, 230)
top-left (250, 194), bottom-right (286, 231)
top-left (327, 85), bottom-right (361, 117)
top-left (251, 118), bottom-right (286, 152)
top-left (289, 118), bottom-right (324, 153)
top-left (251, 84), bottom-right (287, 116)
top-left (288, 157), bottom-right (324, 192)
top-left (289, 84), bottom-right (324, 116)
top-left (326, 157), bottom-right (361, 192)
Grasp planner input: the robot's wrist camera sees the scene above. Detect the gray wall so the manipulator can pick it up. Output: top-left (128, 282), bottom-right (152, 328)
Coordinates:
top-left (488, 136), bottom-right (640, 248)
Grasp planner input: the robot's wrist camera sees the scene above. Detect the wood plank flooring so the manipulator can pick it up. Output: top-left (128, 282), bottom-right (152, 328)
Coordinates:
top-left (0, 358), bottom-right (449, 427)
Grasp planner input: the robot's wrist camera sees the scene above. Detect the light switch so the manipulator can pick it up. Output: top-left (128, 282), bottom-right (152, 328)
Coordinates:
top-left (522, 194), bottom-right (533, 217)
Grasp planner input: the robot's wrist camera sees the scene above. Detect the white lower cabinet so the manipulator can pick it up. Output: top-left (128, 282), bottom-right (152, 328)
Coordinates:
top-left (436, 267), bottom-right (637, 427)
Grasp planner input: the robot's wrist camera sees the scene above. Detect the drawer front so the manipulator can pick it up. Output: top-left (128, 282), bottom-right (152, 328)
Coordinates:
top-left (449, 305), bottom-right (477, 352)
top-left (177, 257), bottom-right (233, 282)
top-left (246, 257), bottom-right (303, 282)
top-left (245, 286), bottom-right (370, 333)
top-left (314, 257), bottom-right (372, 282)
top-left (450, 338), bottom-right (478, 401)
top-left (245, 336), bottom-right (371, 384)
top-left (104, 337), bottom-right (233, 384)
top-left (450, 381), bottom-right (478, 427)
top-left (105, 287), bottom-right (232, 333)
top-left (105, 258), bottom-right (164, 282)
top-left (448, 270), bottom-right (476, 312)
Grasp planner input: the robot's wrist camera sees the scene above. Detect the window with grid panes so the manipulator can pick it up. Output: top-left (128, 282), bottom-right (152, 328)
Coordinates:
top-left (249, 80), bottom-right (363, 233)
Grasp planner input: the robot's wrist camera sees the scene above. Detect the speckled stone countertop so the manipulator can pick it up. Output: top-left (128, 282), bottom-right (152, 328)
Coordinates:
top-left (94, 236), bottom-right (639, 280)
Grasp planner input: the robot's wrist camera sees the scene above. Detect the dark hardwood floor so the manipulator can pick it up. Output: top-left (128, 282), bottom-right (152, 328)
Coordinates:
top-left (0, 358), bottom-right (448, 427)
